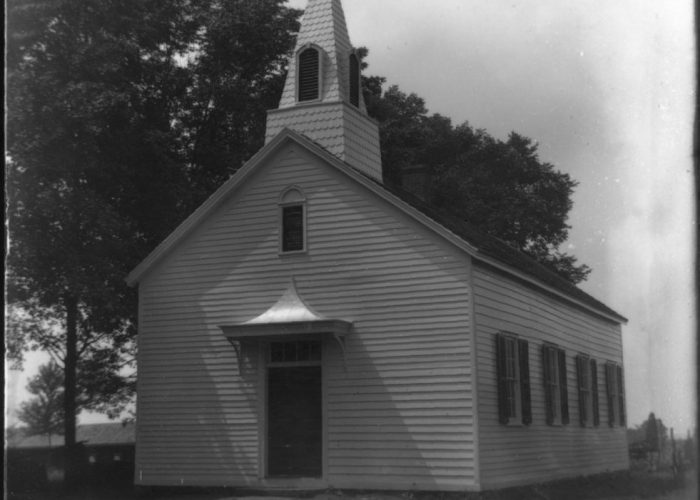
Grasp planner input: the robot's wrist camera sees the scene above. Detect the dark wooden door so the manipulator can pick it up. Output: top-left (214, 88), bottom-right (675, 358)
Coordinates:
top-left (267, 366), bottom-right (322, 477)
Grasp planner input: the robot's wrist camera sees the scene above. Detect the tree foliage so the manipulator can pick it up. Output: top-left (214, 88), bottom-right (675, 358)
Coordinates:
top-left (17, 361), bottom-right (65, 443)
top-left (362, 76), bottom-right (590, 283)
top-left (182, 0), bottom-right (301, 200)
top-left (7, 0), bottom-right (197, 457)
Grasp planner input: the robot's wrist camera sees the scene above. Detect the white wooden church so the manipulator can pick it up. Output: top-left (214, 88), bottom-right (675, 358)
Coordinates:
top-left (127, 0), bottom-right (629, 492)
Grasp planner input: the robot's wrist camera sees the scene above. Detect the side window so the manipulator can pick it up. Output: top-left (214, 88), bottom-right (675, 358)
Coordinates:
top-left (349, 52), bottom-right (360, 107)
top-left (576, 355), bottom-right (600, 427)
top-left (279, 187), bottom-right (306, 253)
top-left (542, 344), bottom-right (569, 425)
top-left (298, 47), bottom-right (320, 102)
top-left (495, 333), bottom-right (531, 425)
top-left (605, 362), bottom-right (626, 427)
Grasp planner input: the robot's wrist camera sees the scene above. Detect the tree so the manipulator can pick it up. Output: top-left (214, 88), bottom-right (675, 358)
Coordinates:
top-left (646, 412), bottom-right (661, 452)
top-left (683, 429), bottom-right (696, 464)
top-left (6, 0), bottom-right (202, 484)
top-left (628, 412), bottom-right (670, 469)
top-left (431, 130), bottom-right (590, 283)
top-left (362, 71), bottom-right (590, 283)
top-left (17, 362), bottom-right (65, 447)
top-left (6, 0), bottom-right (301, 486)
top-left (181, 0), bottom-right (301, 201)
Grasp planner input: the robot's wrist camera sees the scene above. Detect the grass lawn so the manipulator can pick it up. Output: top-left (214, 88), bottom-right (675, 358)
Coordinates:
top-left (6, 469), bottom-right (697, 500)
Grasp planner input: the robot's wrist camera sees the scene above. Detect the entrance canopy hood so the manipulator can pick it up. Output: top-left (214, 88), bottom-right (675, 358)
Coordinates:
top-left (219, 279), bottom-right (353, 341)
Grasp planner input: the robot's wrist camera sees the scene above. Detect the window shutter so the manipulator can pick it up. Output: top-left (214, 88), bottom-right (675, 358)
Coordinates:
top-left (591, 359), bottom-right (600, 426)
top-left (542, 345), bottom-right (554, 425)
top-left (298, 48), bottom-right (320, 101)
top-left (617, 364), bottom-right (626, 426)
top-left (518, 339), bottom-right (531, 425)
top-left (576, 355), bottom-right (586, 427)
top-left (558, 348), bottom-right (569, 425)
top-left (605, 363), bottom-right (615, 427)
top-left (495, 334), bottom-right (509, 424)
top-left (349, 53), bottom-right (360, 107)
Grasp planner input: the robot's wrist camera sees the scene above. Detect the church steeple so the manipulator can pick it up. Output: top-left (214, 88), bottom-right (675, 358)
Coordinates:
top-left (265, 0), bottom-right (383, 182)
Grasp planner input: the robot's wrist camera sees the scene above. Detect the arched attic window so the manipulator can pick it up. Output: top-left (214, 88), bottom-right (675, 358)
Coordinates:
top-left (298, 46), bottom-right (321, 102)
top-left (349, 52), bottom-right (360, 107)
top-left (279, 187), bottom-right (307, 253)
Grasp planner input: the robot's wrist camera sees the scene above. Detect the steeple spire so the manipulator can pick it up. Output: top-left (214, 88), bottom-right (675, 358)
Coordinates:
top-left (278, 0), bottom-right (357, 109)
top-left (265, 0), bottom-right (383, 182)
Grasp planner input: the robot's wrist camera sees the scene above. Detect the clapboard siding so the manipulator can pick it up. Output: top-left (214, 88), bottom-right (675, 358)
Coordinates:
top-left (135, 143), bottom-right (475, 490)
top-left (472, 263), bottom-right (628, 489)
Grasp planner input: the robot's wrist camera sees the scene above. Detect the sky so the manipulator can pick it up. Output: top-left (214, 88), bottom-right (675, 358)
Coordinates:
top-left (285, 0), bottom-right (695, 432)
top-left (6, 0), bottom-right (696, 434)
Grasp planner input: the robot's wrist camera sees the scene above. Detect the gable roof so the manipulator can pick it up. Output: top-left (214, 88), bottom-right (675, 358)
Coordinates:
top-left (7, 422), bottom-right (135, 449)
top-left (126, 128), bottom-right (626, 324)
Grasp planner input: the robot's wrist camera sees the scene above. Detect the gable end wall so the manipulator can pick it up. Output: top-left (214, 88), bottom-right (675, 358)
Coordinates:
top-left (135, 143), bottom-right (477, 491)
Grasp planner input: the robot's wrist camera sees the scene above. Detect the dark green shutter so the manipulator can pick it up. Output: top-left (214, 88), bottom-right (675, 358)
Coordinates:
top-left (558, 348), bottom-right (569, 425)
top-left (591, 359), bottom-right (600, 426)
top-left (576, 355), bottom-right (586, 427)
top-left (542, 345), bottom-right (554, 425)
top-left (496, 334), bottom-right (509, 424)
top-left (518, 339), bottom-right (531, 425)
top-left (617, 365), bottom-right (626, 426)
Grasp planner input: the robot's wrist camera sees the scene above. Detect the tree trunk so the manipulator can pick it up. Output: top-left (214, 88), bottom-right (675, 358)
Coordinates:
top-left (63, 294), bottom-right (79, 487)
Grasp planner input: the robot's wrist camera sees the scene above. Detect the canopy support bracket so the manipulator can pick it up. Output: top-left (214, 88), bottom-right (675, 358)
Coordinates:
top-left (332, 333), bottom-right (348, 371)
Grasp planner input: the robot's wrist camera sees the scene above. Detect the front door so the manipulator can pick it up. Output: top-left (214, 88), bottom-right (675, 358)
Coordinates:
top-left (267, 341), bottom-right (322, 477)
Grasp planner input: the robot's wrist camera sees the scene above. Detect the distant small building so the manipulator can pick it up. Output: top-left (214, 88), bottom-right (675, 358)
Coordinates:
top-left (127, 0), bottom-right (629, 492)
top-left (6, 422), bottom-right (135, 485)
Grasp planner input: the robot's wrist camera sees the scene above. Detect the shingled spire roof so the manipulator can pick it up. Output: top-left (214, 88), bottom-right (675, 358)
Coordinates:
top-left (265, 0), bottom-right (383, 181)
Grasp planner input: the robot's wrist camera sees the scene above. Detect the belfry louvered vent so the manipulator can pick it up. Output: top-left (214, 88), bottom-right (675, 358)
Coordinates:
top-left (349, 53), bottom-right (360, 107)
top-left (298, 48), bottom-right (320, 102)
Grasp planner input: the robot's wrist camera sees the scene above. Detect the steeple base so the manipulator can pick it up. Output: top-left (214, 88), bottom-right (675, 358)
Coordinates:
top-left (266, 101), bottom-right (382, 182)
